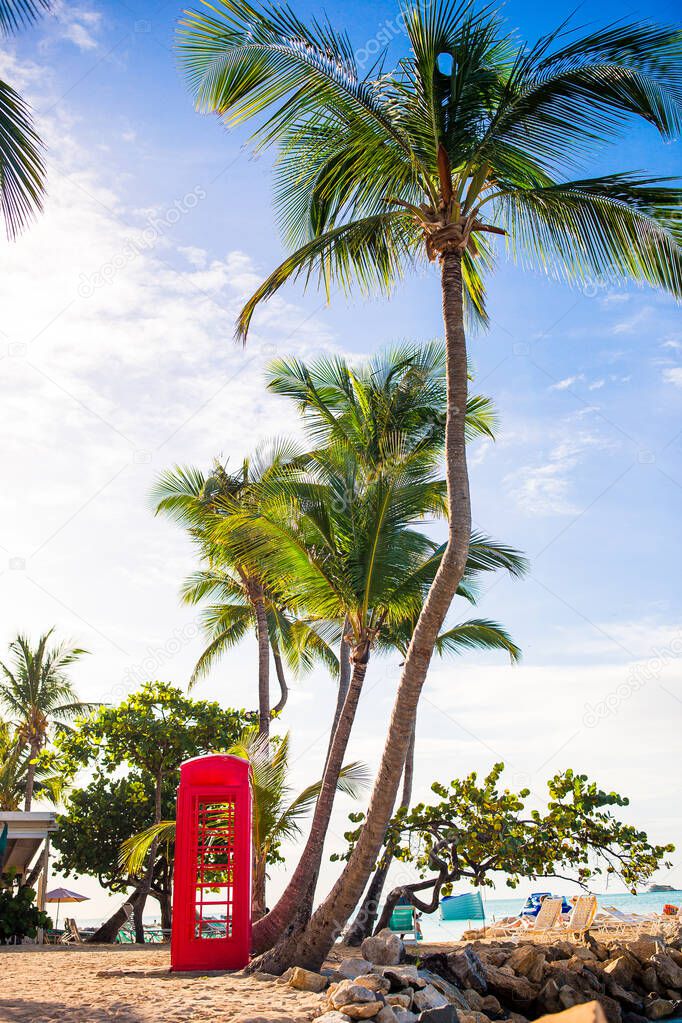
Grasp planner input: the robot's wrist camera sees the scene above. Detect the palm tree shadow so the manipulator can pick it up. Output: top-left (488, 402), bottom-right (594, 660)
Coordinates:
top-left (0, 999), bottom-right (147, 1022)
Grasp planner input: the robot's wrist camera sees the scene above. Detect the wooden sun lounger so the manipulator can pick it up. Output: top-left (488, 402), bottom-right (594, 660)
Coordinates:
top-left (562, 895), bottom-right (597, 941)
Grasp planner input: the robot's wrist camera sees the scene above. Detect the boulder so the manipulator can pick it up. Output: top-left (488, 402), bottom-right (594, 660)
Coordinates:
top-left (339, 1002), bottom-right (384, 1019)
top-left (289, 967), bottom-right (329, 993)
top-left (605, 980), bottom-right (644, 1011)
top-left (641, 967), bottom-right (662, 995)
top-left (627, 939), bottom-right (665, 964)
top-left (277, 968), bottom-right (295, 985)
top-left (463, 991), bottom-right (485, 1012)
top-left (386, 993), bottom-right (414, 1011)
top-left (393, 1012), bottom-right (419, 1023)
top-left (537, 979), bottom-right (562, 1015)
top-left (480, 995), bottom-right (503, 1017)
top-left (338, 960), bottom-right (375, 980)
top-left (331, 982), bottom-right (380, 1010)
top-left (603, 956), bottom-right (640, 989)
top-left (478, 961), bottom-right (536, 1008)
top-left (316, 1014), bottom-right (353, 1023)
top-left (651, 954), bottom-right (682, 990)
top-left (668, 949), bottom-right (682, 968)
top-left (376, 1007), bottom-right (399, 1023)
top-left (645, 1000), bottom-right (675, 1020)
top-left (361, 976), bottom-right (392, 996)
top-left (447, 949), bottom-right (488, 995)
top-left (384, 967), bottom-right (425, 991)
top-left (536, 1003), bottom-right (608, 1023)
top-left (457, 1013), bottom-right (492, 1023)
top-left (418, 970), bottom-right (471, 1011)
top-left (508, 1014), bottom-right (529, 1023)
top-left (592, 993), bottom-right (623, 1023)
top-left (559, 986), bottom-right (586, 1010)
top-left (412, 985), bottom-right (450, 1012)
top-left (622, 1015), bottom-right (649, 1023)
top-left (573, 949), bottom-right (598, 963)
top-left (362, 930), bottom-right (405, 967)
top-left (508, 946), bottom-right (546, 984)
top-left (415, 1007), bottom-right (459, 1023)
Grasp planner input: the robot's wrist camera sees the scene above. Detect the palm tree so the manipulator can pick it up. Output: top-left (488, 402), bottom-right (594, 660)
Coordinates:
top-left (119, 728), bottom-right (369, 919)
top-left (179, 0), bottom-right (682, 969)
top-left (153, 448), bottom-right (336, 739)
top-left (0, 719), bottom-right (65, 811)
top-left (0, 0), bottom-right (48, 238)
top-left (0, 629), bottom-right (93, 810)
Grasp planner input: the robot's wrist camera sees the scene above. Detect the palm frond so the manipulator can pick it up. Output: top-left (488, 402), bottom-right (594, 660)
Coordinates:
top-left (0, 79), bottom-right (45, 239)
top-left (435, 617), bottom-right (521, 662)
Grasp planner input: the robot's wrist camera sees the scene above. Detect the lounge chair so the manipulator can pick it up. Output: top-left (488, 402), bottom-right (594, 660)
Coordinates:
top-left (491, 898), bottom-right (564, 942)
top-left (59, 917), bottom-right (84, 944)
top-left (388, 904), bottom-right (421, 940)
top-left (562, 895), bottom-right (597, 941)
top-left (598, 906), bottom-right (656, 937)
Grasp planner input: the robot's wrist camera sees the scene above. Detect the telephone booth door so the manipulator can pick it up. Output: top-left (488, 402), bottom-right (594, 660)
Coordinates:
top-left (171, 754), bottom-right (252, 971)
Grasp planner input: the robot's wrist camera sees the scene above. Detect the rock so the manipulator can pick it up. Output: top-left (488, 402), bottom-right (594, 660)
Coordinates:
top-left (412, 985), bottom-right (450, 1012)
top-left (277, 968), bottom-right (295, 985)
top-left (457, 1013), bottom-right (492, 1023)
top-left (499, 966), bottom-right (516, 977)
top-left (604, 956), bottom-right (640, 988)
top-left (587, 938), bottom-right (612, 963)
top-left (376, 1007), bottom-right (399, 1023)
top-left (447, 949), bottom-right (488, 995)
top-left (538, 979), bottom-right (562, 1015)
top-left (645, 1000), bottom-right (675, 1020)
top-left (393, 1011), bottom-right (419, 1023)
top-left (252, 970), bottom-right (279, 982)
top-left (668, 949), bottom-right (682, 968)
top-left (508, 946), bottom-right (546, 984)
top-left (573, 949), bottom-right (598, 962)
top-left (339, 1002), bottom-right (384, 1019)
top-left (560, 986), bottom-right (584, 1010)
top-left (622, 1015), bottom-right (649, 1023)
top-left (289, 967), bottom-right (329, 993)
top-left (592, 993), bottom-right (623, 1023)
top-left (566, 957), bottom-right (585, 974)
top-left (418, 970), bottom-right (470, 1011)
top-left (316, 1014), bottom-right (353, 1023)
top-left (627, 939), bottom-right (665, 964)
top-left (651, 954), bottom-right (682, 990)
top-left (536, 1004), bottom-right (608, 1023)
top-left (361, 975), bottom-right (392, 996)
top-left (338, 960), bottom-right (375, 980)
top-left (641, 967), bottom-right (662, 995)
top-left (362, 930), bottom-right (405, 967)
top-left (605, 980), bottom-right (644, 1010)
top-left (508, 1014), bottom-right (529, 1023)
top-left (478, 961), bottom-right (536, 1008)
top-left (386, 993), bottom-right (414, 1010)
top-left (384, 967), bottom-right (424, 991)
top-left (463, 990), bottom-right (485, 1011)
top-left (416, 1007), bottom-right (459, 1023)
top-left (480, 995), bottom-right (503, 1017)
top-left (331, 982), bottom-right (380, 1009)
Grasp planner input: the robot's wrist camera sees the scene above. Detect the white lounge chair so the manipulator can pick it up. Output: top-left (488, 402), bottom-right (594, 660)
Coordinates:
top-left (562, 895), bottom-right (598, 941)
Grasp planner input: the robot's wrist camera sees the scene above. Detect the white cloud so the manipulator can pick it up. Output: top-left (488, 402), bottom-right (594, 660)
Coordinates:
top-left (47, 2), bottom-right (103, 51)
top-left (588, 379), bottom-right (605, 390)
top-left (506, 429), bottom-right (611, 515)
top-left (549, 374), bottom-right (584, 391)
top-left (663, 367), bottom-right (682, 387)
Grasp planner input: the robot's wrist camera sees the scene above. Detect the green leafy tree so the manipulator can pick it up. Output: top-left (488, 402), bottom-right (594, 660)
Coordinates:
top-left (48, 681), bottom-right (249, 941)
top-left (0, 869), bottom-right (50, 943)
top-left (179, 0), bottom-right (682, 968)
top-left (0, 629), bottom-right (94, 810)
top-left (339, 764), bottom-right (674, 932)
top-left (51, 771), bottom-right (176, 929)
top-left (0, 0), bottom-right (48, 237)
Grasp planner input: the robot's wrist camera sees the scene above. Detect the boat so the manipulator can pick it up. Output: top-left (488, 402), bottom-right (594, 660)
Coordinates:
top-left (648, 884), bottom-right (676, 893)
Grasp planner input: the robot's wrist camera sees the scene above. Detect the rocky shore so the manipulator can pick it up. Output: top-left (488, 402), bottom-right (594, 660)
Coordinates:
top-left (276, 926), bottom-right (682, 1023)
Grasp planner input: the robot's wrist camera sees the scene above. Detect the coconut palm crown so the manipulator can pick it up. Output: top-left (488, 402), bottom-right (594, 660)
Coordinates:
top-left (179, 0), bottom-right (682, 334)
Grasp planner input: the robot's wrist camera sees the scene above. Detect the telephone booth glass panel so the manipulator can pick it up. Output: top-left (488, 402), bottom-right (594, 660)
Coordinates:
top-left (171, 755), bottom-right (252, 972)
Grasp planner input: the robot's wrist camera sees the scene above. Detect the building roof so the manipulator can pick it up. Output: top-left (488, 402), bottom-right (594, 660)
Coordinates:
top-left (0, 811), bottom-right (58, 877)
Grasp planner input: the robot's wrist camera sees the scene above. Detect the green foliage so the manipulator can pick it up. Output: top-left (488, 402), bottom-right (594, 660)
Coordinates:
top-left (178, 0), bottom-right (682, 338)
top-left (52, 770), bottom-right (175, 891)
top-left (0, 0), bottom-right (48, 237)
top-left (337, 764), bottom-right (674, 899)
top-left (46, 680), bottom-right (249, 782)
top-left (0, 719), bottom-right (65, 810)
top-left (0, 870), bottom-right (50, 944)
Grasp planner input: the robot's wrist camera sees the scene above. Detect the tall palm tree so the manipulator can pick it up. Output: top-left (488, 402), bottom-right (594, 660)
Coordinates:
top-left (119, 728), bottom-right (369, 919)
top-left (0, 629), bottom-right (93, 809)
top-left (179, 0), bottom-right (682, 969)
top-left (153, 447), bottom-right (336, 739)
top-left (216, 431), bottom-right (526, 953)
top-left (0, 719), bottom-right (65, 811)
top-left (0, 0), bottom-right (48, 238)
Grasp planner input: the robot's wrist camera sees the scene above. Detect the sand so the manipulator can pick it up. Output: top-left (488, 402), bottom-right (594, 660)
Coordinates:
top-left (0, 947), bottom-right (326, 1023)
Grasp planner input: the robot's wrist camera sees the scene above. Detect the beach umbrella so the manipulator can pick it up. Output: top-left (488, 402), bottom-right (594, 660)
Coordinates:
top-left (44, 887), bottom-right (89, 928)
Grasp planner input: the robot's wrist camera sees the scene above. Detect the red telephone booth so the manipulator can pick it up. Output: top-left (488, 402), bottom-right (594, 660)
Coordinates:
top-left (171, 754), bottom-right (252, 971)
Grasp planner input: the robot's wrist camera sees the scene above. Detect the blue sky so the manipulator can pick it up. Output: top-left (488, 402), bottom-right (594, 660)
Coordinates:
top-left (0, 0), bottom-right (680, 919)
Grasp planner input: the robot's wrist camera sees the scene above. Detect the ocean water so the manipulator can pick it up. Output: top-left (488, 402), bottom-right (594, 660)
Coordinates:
top-left (416, 890), bottom-right (682, 943)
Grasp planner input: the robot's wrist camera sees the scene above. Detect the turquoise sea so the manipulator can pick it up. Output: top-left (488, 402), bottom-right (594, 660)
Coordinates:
top-left (416, 889), bottom-right (682, 943)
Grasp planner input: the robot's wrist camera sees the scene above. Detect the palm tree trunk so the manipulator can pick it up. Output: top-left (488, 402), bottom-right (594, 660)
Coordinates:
top-left (260, 248), bottom-right (471, 972)
top-left (345, 718), bottom-right (416, 944)
top-left (324, 621), bottom-right (351, 774)
top-left (251, 639), bottom-right (370, 959)
top-left (251, 585), bottom-right (271, 741)
top-left (23, 740), bottom-right (40, 811)
top-left (271, 639), bottom-right (288, 715)
top-left (88, 888), bottom-right (143, 943)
